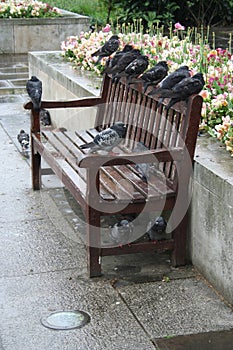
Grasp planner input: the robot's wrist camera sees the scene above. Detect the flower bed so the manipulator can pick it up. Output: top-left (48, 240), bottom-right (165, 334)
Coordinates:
top-left (0, 0), bottom-right (61, 18)
top-left (61, 24), bottom-right (233, 157)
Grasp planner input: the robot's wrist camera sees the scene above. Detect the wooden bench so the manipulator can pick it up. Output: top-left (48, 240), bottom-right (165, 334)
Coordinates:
top-left (24, 73), bottom-right (203, 277)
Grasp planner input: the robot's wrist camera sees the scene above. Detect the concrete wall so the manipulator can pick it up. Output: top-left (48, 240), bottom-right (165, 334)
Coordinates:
top-left (0, 10), bottom-right (90, 54)
top-left (189, 137), bottom-right (233, 304)
top-left (29, 51), bottom-right (233, 304)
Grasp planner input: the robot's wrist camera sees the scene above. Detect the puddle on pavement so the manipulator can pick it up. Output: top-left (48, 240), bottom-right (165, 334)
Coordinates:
top-left (156, 330), bottom-right (233, 350)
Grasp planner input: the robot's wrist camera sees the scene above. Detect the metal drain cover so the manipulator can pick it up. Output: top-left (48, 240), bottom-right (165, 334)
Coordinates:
top-left (41, 310), bottom-right (90, 330)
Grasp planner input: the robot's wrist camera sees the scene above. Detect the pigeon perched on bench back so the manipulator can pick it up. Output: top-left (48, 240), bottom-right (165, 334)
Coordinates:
top-left (140, 60), bottom-right (169, 93)
top-left (91, 35), bottom-right (120, 64)
top-left (104, 44), bottom-right (134, 73)
top-left (79, 121), bottom-right (127, 153)
top-left (26, 76), bottom-right (42, 112)
top-left (158, 72), bottom-right (205, 109)
top-left (149, 65), bottom-right (191, 100)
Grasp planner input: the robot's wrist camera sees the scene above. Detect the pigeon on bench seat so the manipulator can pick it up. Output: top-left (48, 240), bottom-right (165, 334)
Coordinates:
top-left (79, 121), bottom-right (127, 153)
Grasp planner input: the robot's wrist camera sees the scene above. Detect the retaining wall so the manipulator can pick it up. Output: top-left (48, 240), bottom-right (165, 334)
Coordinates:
top-left (0, 10), bottom-right (90, 54)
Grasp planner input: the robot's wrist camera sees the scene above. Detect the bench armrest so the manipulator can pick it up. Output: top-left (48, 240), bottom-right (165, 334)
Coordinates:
top-left (24, 96), bottom-right (104, 110)
top-left (77, 147), bottom-right (184, 168)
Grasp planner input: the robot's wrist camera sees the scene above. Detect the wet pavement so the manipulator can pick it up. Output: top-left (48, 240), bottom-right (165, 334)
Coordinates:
top-left (0, 54), bottom-right (233, 350)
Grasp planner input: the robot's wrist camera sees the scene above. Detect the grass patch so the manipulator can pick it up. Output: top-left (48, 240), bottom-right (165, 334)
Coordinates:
top-left (47, 0), bottom-right (109, 25)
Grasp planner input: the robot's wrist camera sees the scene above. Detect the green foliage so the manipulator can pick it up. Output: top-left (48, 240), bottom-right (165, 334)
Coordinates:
top-left (47, 0), bottom-right (109, 26)
top-left (48, 0), bottom-right (233, 29)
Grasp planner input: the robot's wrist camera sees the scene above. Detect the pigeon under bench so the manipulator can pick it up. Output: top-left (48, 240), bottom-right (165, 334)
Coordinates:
top-left (24, 73), bottom-right (203, 277)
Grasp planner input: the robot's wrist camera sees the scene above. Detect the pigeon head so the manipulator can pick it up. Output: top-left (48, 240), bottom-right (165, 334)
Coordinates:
top-left (193, 72), bottom-right (205, 85)
top-left (110, 35), bottom-right (119, 40)
top-left (119, 219), bottom-right (130, 227)
top-left (122, 44), bottom-right (134, 52)
top-left (110, 121), bottom-right (127, 138)
top-left (158, 61), bottom-right (169, 69)
top-left (30, 76), bottom-right (39, 81)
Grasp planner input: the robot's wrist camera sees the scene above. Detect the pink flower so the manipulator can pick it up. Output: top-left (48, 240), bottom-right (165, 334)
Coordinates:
top-left (174, 22), bottom-right (185, 31)
top-left (102, 24), bottom-right (111, 33)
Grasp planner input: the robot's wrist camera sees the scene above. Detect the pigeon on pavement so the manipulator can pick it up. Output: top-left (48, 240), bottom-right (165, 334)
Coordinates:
top-left (79, 121), bottom-right (127, 153)
top-left (146, 216), bottom-right (167, 241)
top-left (26, 76), bottom-right (42, 112)
top-left (39, 108), bottom-right (51, 126)
top-left (17, 129), bottom-right (30, 157)
top-left (158, 72), bottom-right (205, 109)
top-left (110, 219), bottom-right (134, 245)
top-left (91, 35), bottom-right (120, 64)
top-left (104, 44), bottom-right (134, 73)
top-left (140, 61), bottom-right (169, 93)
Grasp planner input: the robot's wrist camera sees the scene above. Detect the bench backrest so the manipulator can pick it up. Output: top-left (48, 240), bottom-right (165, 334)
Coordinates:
top-left (95, 73), bottom-right (203, 187)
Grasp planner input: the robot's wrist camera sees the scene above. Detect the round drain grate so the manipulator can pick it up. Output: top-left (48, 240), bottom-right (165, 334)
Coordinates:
top-left (41, 310), bottom-right (90, 330)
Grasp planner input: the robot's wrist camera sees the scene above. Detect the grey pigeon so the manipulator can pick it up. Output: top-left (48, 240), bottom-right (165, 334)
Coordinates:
top-left (149, 65), bottom-right (191, 106)
top-left (91, 35), bottom-right (120, 64)
top-left (40, 108), bottom-right (51, 126)
top-left (133, 142), bottom-right (150, 182)
top-left (140, 61), bottom-right (169, 93)
top-left (110, 219), bottom-right (134, 245)
top-left (109, 49), bottom-right (142, 83)
top-left (122, 55), bottom-right (149, 86)
top-left (158, 72), bottom-right (205, 109)
top-left (26, 76), bottom-right (42, 112)
top-left (17, 129), bottom-right (29, 157)
top-left (146, 216), bottom-right (167, 241)
top-left (104, 44), bottom-right (134, 73)
top-left (79, 121), bottom-right (127, 153)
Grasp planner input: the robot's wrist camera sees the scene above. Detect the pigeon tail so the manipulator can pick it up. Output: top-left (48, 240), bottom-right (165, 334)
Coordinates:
top-left (80, 142), bottom-right (96, 150)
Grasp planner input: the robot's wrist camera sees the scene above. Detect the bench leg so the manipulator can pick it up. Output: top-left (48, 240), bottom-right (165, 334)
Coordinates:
top-left (31, 147), bottom-right (41, 190)
top-left (171, 212), bottom-right (188, 266)
top-left (86, 208), bottom-right (102, 277)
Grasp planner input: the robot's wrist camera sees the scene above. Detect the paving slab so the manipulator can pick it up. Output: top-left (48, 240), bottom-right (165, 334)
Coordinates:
top-left (117, 278), bottom-right (233, 339)
top-left (0, 270), bottom-right (156, 350)
top-left (156, 329), bottom-right (233, 350)
top-left (0, 218), bottom-right (86, 278)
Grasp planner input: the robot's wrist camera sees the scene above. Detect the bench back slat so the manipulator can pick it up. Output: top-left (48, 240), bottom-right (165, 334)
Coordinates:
top-left (94, 73), bottom-right (202, 188)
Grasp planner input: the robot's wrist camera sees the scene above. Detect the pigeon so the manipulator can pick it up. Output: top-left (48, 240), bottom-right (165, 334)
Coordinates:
top-left (26, 76), bottom-right (42, 112)
top-left (40, 108), bottom-right (51, 126)
top-left (110, 219), bottom-right (134, 245)
top-left (122, 55), bottom-right (149, 86)
top-left (146, 216), bottom-right (167, 241)
top-left (91, 35), bottom-right (120, 64)
top-left (104, 44), bottom-right (134, 73)
top-left (79, 121), bottom-right (127, 153)
top-left (108, 49), bottom-right (142, 83)
top-left (148, 65), bottom-right (191, 102)
top-left (158, 72), bottom-right (205, 109)
top-left (139, 61), bottom-right (169, 93)
top-left (17, 129), bottom-right (30, 157)
top-left (133, 142), bottom-right (150, 182)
